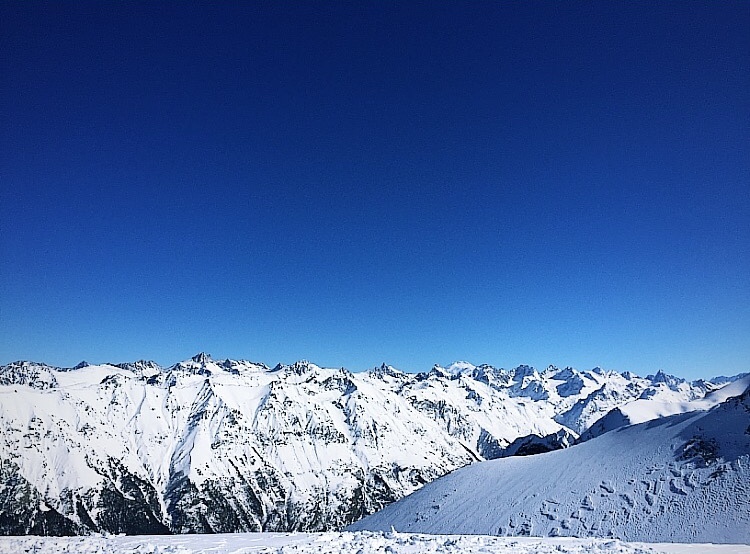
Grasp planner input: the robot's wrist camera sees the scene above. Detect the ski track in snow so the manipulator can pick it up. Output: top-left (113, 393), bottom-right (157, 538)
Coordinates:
top-left (1, 532), bottom-right (748, 554)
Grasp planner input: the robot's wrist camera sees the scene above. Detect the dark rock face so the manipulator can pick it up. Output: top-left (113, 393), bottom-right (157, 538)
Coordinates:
top-left (0, 457), bottom-right (170, 537)
top-left (0, 460), bottom-right (83, 536)
top-left (0, 489), bottom-right (70, 535)
top-left (501, 429), bottom-right (575, 457)
top-left (90, 459), bottom-right (170, 535)
top-left (0, 361), bottom-right (58, 390)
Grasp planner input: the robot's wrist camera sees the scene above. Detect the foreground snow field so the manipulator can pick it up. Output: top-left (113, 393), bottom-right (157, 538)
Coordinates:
top-left (1, 532), bottom-right (749, 554)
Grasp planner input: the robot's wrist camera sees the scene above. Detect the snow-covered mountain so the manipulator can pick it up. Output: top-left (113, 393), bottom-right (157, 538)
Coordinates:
top-left (581, 374), bottom-right (750, 441)
top-left (349, 380), bottom-right (750, 543)
top-left (0, 354), bottom-right (739, 535)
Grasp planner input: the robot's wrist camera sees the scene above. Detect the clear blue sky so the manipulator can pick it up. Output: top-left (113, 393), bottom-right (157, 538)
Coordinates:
top-left (1, 1), bottom-right (748, 379)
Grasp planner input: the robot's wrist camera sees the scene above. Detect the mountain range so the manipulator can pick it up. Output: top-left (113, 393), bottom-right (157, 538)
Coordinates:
top-left (0, 353), bottom-right (743, 535)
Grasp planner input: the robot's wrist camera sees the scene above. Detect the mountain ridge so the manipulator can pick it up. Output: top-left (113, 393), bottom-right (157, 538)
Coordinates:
top-left (1, 354), bottom-right (745, 536)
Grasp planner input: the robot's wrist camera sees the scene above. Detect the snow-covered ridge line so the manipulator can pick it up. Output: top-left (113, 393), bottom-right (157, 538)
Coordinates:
top-left (0, 353), bottom-right (745, 536)
top-left (0, 353), bottom-right (725, 384)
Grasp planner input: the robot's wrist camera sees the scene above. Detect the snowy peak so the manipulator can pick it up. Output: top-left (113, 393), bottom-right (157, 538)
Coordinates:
top-left (366, 363), bottom-right (408, 381)
top-left (512, 364), bottom-right (539, 380)
top-left (646, 369), bottom-right (685, 388)
top-left (709, 372), bottom-right (750, 385)
top-left (113, 360), bottom-right (162, 375)
top-left (191, 351), bottom-right (212, 365)
top-left (444, 361), bottom-right (477, 375)
top-left (170, 353), bottom-right (260, 376)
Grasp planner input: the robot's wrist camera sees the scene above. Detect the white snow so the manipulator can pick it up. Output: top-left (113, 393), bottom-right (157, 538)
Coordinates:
top-left (349, 384), bottom-right (750, 544)
top-left (1, 532), bottom-right (748, 554)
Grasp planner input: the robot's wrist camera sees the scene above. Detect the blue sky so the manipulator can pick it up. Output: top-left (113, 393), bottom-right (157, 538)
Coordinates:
top-left (1, 1), bottom-right (748, 378)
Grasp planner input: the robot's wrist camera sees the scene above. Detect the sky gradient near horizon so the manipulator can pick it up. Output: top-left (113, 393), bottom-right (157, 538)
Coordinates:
top-left (1, 1), bottom-right (748, 378)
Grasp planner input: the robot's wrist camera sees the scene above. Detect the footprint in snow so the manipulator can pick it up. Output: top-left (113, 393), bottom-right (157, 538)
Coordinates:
top-left (599, 481), bottom-right (615, 494)
top-left (581, 494), bottom-right (596, 511)
top-left (669, 479), bottom-right (687, 495)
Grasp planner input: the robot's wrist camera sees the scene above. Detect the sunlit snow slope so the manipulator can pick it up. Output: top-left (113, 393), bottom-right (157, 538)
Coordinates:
top-left (349, 383), bottom-right (750, 543)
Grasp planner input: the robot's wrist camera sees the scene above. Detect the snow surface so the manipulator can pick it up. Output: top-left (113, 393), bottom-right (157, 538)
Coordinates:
top-left (1, 531), bottom-right (748, 554)
top-left (350, 384), bottom-right (750, 543)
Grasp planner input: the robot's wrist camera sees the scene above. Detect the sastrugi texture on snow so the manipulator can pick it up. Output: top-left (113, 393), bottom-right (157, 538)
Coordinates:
top-left (0, 354), bottom-right (744, 535)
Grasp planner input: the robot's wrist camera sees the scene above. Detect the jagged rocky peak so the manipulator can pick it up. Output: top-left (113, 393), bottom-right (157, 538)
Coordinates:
top-left (0, 360), bottom-right (59, 389)
top-left (548, 366), bottom-right (576, 379)
top-left (512, 364), bottom-right (539, 379)
top-left (443, 361), bottom-right (508, 382)
top-left (114, 359), bottom-right (163, 377)
top-left (555, 374), bottom-right (586, 398)
top-left (368, 363), bottom-right (407, 380)
top-left (218, 358), bottom-right (240, 374)
top-left (72, 361), bottom-right (90, 370)
top-left (277, 359), bottom-right (317, 376)
top-left (455, 363), bottom-right (500, 385)
top-left (424, 364), bottom-right (451, 379)
top-left (1, 360), bottom-right (49, 370)
top-left (168, 353), bottom-right (214, 376)
top-left (321, 368), bottom-right (358, 394)
top-left (477, 364), bottom-right (512, 386)
top-left (646, 369), bottom-right (685, 387)
top-left (509, 365), bottom-right (547, 399)
top-left (216, 358), bottom-right (270, 374)
top-left (191, 352), bottom-right (212, 365)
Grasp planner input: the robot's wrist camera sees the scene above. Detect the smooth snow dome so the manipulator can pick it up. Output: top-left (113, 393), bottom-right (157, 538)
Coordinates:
top-left (350, 385), bottom-right (750, 543)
